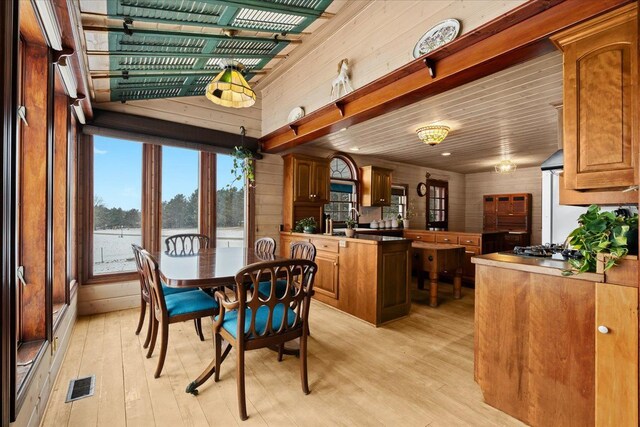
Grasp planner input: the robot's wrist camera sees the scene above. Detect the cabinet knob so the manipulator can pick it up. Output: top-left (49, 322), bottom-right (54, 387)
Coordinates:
top-left (443, 238), bottom-right (449, 242)
top-left (598, 325), bottom-right (609, 334)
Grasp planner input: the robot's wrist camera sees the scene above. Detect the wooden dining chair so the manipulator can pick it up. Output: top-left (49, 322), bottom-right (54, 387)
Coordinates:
top-left (213, 259), bottom-right (317, 420)
top-left (165, 233), bottom-right (210, 254)
top-left (258, 241), bottom-right (316, 299)
top-left (254, 237), bottom-right (276, 254)
top-left (132, 244), bottom-right (206, 345)
top-left (140, 249), bottom-right (219, 378)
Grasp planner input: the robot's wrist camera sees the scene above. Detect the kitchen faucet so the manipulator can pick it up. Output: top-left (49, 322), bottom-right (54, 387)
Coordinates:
top-left (349, 208), bottom-right (360, 221)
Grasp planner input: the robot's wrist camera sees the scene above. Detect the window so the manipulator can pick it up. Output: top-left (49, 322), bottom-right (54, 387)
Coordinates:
top-left (216, 154), bottom-right (246, 248)
top-left (161, 146), bottom-right (199, 240)
top-left (92, 136), bottom-right (142, 274)
top-left (427, 179), bottom-right (448, 230)
top-left (324, 155), bottom-right (358, 223)
top-left (382, 185), bottom-right (407, 220)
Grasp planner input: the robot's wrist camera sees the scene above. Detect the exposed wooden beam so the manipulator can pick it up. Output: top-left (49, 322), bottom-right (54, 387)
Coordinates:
top-left (90, 70), bottom-right (269, 79)
top-left (87, 50), bottom-right (286, 60)
top-left (260, 0), bottom-right (632, 153)
top-left (85, 110), bottom-right (262, 158)
top-left (82, 26), bottom-right (301, 45)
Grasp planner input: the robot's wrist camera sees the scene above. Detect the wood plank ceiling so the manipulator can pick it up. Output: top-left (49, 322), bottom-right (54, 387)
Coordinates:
top-left (305, 51), bottom-right (563, 174)
top-left (78, 0), bottom-right (335, 103)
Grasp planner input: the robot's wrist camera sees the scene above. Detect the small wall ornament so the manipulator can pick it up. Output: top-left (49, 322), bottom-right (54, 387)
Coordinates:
top-left (330, 58), bottom-right (354, 100)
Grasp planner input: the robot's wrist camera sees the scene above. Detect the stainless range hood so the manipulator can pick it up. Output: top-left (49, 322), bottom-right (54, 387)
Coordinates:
top-left (541, 149), bottom-right (563, 171)
top-left (541, 103), bottom-right (564, 171)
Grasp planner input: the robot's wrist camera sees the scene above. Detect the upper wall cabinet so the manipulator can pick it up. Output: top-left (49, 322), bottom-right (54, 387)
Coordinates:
top-left (360, 166), bottom-right (392, 207)
top-left (282, 154), bottom-right (330, 232)
top-left (289, 154), bottom-right (330, 204)
top-left (551, 4), bottom-right (638, 192)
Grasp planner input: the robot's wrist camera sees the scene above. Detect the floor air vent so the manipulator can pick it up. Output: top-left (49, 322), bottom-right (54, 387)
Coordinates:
top-left (65, 375), bottom-right (95, 403)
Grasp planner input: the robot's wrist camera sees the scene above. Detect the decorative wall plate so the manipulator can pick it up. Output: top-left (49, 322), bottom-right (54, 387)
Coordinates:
top-left (288, 106), bottom-right (305, 123)
top-left (413, 19), bottom-right (461, 58)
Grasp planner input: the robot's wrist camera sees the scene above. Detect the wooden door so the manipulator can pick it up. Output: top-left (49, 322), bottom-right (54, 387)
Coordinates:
top-left (595, 282), bottom-right (638, 426)
top-left (314, 251), bottom-right (339, 300)
top-left (312, 161), bottom-right (330, 204)
top-left (553, 7), bottom-right (637, 190)
top-left (293, 157), bottom-right (313, 202)
top-left (496, 196), bottom-right (511, 215)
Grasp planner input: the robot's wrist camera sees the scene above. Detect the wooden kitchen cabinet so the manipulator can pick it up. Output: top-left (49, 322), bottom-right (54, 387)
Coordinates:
top-left (595, 265), bottom-right (638, 427)
top-left (283, 154), bottom-right (331, 231)
top-left (360, 165), bottom-right (392, 206)
top-left (483, 194), bottom-right (531, 247)
top-left (290, 154), bottom-right (330, 203)
top-left (314, 251), bottom-right (340, 301)
top-left (483, 196), bottom-right (497, 231)
top-left (551, 4), bottom-right (638, 192)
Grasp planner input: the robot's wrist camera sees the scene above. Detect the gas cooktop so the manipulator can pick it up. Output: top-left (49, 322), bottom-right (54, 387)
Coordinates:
top-left (512, 244), bottom-right (582, 260)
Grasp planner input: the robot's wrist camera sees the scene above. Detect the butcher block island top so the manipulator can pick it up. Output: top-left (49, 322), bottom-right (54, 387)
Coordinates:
top-left (280, 232), bottom-right (412, 326)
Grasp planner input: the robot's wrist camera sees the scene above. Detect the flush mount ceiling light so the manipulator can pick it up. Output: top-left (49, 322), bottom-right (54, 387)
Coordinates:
top-left (495, 159), bottom-right (517, 174)
top-left (416, 125), bottom-right (450, 146)
top-left (206, 60), bottom-right (256, 108)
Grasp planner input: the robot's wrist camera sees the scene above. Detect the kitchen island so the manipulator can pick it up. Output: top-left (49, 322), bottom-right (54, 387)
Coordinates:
top-left (472, 252), bottom-right (638, 427)
top-left (280, 232), bottom-right (412, 326)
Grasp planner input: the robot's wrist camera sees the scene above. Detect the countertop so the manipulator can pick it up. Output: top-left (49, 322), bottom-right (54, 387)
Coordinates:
top-left (281, 231), bottom-right (411, 245)
top-left (472, 252), bottom-right (604, 282)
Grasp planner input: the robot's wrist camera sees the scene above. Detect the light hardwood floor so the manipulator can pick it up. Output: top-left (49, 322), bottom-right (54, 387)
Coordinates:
top-left (42, 283), bottom-right (524, 426)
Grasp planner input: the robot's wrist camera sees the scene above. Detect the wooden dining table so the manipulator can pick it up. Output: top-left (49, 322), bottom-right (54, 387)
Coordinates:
top-left (151, 246), bottom-right (288, 395)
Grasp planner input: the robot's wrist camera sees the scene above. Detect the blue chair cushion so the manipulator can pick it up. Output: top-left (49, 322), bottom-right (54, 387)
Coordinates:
top-left (257, 279), bottom-right (289, 299)
top-left (216, 304), bottom-right (296, 339)
top-left (165, 289), bottom-right (218, 317)
top-left (161, 281), bottom-right (193, 295)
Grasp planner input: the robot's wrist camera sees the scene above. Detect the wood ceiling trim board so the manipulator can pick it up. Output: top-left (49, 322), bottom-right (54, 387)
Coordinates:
top-left (260, 0), bottom-right (631, 152)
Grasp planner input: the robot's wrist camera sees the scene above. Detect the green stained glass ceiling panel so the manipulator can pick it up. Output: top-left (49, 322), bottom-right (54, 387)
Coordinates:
top-left (103, 0), bottom-right (333, 101)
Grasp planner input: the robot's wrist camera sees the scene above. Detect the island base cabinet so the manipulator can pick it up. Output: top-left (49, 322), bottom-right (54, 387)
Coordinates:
top-left (313, 251), bottom-right (339, 304)
top-left (595, 282), bottom-right (638, 427)
top-left (475, 265), bottom-right (595, 427)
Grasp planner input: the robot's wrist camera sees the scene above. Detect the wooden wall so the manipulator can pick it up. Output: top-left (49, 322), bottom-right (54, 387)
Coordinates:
top-left (464, 166), bottom-right (543, 244)
top-left (259, 0), bottom-right (526, 135)
top-left (93, 94), bottom-right (262, 138)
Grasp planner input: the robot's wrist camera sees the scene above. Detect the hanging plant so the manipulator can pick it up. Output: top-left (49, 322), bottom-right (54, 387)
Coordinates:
top-left (227, 126), bottom-right (256, 189)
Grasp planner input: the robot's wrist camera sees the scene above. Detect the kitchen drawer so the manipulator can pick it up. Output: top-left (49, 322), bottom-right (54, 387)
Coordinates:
top-left (459, 235), bottom-right (480, 246)
top-left (405, 231), bottom-right (435, 242)
top-left (310, 237), bottom-right (339, 253)
top-left (436, 234), bottom-right (458, 244)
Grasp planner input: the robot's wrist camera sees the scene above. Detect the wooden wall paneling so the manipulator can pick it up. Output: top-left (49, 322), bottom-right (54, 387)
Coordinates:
top-left (260, 0), bottom-right (632, 152)
top-left (254, 153), bottom-right (284, 242)
top-left (246, 159), bottom-right (256, 249)
top-left (2, 0), bottom-right (18, 422)
top-left (465, 167), bottom-right (542, 244)
top-left (18, 42), bottom-right (50, 342)
top-left (53, 89), bottom-right (68, 307)
top-left (199, 152), bottom-right (216, 244)
top-left (142, 144), bottom-right (161, 252)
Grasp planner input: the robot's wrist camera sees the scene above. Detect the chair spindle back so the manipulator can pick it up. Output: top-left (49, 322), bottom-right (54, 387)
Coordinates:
top-left (254, 237), bottom-right (276, 255)
top-left (165, 233), bottom-right (210, 255)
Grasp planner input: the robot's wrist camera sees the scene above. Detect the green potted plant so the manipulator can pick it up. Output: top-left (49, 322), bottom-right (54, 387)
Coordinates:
top-left (344, 217), bottom-right (357, 238)
top-left (403, 202), bottom-right (416, 229)
top-left (295, 217), bottom-right (317, 234)
top-left (563, 204), bottom-right (638, 275)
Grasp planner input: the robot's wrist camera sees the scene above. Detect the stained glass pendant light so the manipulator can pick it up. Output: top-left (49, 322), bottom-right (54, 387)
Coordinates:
top-left (416, 125), bottom-right (450, 146)
top-left (206, 60), bottom-right (256, 108)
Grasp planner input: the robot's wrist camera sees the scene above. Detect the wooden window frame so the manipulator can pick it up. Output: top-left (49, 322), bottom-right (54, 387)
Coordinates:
top-left (326, 153), bottom-right (359, 226)
top-left (426, 178), bottom-right (449, 231)
top-left (80, 135), bottom-right (254, 285)
top-left (383, 184), bottom-right (408, 219)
